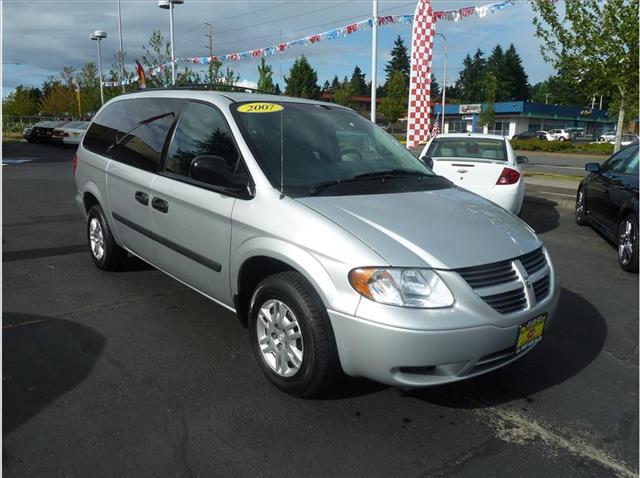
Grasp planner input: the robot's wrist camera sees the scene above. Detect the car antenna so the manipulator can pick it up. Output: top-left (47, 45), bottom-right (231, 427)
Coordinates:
top-left (278, 29), bottom-right (285, 199)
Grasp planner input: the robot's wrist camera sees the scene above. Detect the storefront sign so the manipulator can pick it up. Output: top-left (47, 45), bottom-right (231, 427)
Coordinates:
top-left (462, 115), bottom-right (475, 120)
top-left (460, 104), bottom-right (482, 114)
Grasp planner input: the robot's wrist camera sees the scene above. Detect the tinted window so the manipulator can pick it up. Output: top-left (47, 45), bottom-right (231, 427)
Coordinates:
top-left (164, 101), bottom-right (248, 188)
top-left (427, 137), bottom-right (507, 161)
top-left (604, 146), bottom-right (637, 173)
top-left (84, 97), bottom-right (183, 172)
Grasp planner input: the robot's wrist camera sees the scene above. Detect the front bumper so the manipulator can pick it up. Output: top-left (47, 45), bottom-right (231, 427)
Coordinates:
top-left (327, 265), bottom-right (559, 387)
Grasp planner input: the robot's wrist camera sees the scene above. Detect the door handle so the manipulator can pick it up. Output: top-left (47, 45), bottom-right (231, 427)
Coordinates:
top-left (152, 197), bottom-right (169, 213)
top-left (134, 191), bottom-right (149, 206)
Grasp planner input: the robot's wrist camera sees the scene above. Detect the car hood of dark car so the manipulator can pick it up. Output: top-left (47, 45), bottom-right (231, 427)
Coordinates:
top-left (296, 187), bottom-right (541, 270)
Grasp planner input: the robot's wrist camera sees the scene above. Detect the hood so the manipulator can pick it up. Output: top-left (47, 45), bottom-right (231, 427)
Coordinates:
top-left (296, 187), bottom-right (540, 270)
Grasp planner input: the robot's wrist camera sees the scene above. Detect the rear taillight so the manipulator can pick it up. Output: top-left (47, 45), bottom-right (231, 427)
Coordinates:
top-left (73, 154), bottom-right (78, 175)
top-left (64, 132), bottom-right (69, 137)
top-left (496, 167), bottom-right (520, 185)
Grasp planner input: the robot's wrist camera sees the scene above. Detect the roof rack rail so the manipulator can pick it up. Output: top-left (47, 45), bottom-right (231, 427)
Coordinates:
top-left (135, 83), bottom-right (278, 95)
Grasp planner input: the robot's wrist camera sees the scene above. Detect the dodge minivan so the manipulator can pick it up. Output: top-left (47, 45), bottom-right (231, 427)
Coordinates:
top-left (75, 89), bottom-right (559, 397)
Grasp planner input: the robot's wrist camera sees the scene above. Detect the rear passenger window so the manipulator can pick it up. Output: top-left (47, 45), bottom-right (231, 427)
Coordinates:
top-left (83, 97), bottom-right (183, 172)
top-left (163, 101), bottom-right (248, 188)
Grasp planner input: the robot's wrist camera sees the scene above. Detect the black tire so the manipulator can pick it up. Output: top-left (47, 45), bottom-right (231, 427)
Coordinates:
top-left (575, 187), bottom-right (589, 226)
top-left (248, 271), bottom-right (340, 397)
top-left (86, 205), bottom-right (127, 270)
top-left (26, 138), bottom-right (35, 143)
top-left (617, 213), bottom-right (638, 273)
top-left (559, 137), bottom-right (566, 142)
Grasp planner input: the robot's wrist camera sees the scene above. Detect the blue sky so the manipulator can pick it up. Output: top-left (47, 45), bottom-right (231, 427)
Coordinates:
top-left (2, 0), bottom-right (556, 98)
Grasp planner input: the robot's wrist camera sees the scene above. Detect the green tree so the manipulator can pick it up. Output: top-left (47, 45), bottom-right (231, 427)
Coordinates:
top-left (2, 85), bottom-right (41, 116)
top-left (40, 80), bottom-right (75, 117)
top-left (77, 62), bottom-right (102, 116)
top-left (430, 74), bottom-right (441, 101)
top-left (455, 49), bottom-right (486, 102)
top-left (330, 75), bottom-right (340, 92)
top-left (274, 83), bottom-right (282, 95)
top-left (321, 80), bottom-right (331, 93)
top-left (349, 65), bottom-right (367, 96)
top-left (257, 57), bottom-right (275, 92)
top-left (485, 45), bottom-right (508, 101)
top-left (139, 30), bottom-right (190, 88)
top-left (284, 55), bottom-right (320, 99)
top-left (531, 0), bottom-right (639, 152)
top-left (379, 71), bottom-right (407, 133)
top-left (479, 73), bottom-right (497, 130)
top-left (529, 68), bottom-right (592, 107)
top-left (503, 44), bottom-right (530, 100)
top-left (384, 35), bottom-right (410, 86)
top-left (333, 77), bottom-right (354, 107)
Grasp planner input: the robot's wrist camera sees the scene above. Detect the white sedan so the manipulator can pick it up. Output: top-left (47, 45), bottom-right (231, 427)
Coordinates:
top-left (53, 121), bottom-right (90, 146)
top-left (419, 133), bottom-right (528, 215)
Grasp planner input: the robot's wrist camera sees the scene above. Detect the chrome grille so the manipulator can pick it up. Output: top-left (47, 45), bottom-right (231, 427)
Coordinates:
top-left (456, 260), bottom-right (516, 288)
top-left (533, 275), bottom-right (550, 302)
top-left (482, 287), bottom-right (527, 314)
top-left (456, 247), bottom-right (551, 315)
top-left (520, 248), bottom-right (546, 275)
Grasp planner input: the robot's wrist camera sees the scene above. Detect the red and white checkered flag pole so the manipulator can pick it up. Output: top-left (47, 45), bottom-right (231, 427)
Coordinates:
top-left (406, 0), bottom-right (435, 149)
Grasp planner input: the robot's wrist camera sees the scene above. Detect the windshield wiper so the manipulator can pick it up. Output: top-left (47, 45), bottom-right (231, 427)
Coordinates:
top-left (308, 169), bottom-right (430, 195)
top-left (107, 112), bottom-right (175, 154)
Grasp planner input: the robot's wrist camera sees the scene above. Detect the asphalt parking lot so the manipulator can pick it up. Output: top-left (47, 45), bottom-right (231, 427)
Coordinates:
top-left (3, 139), bottom-right (638, 477)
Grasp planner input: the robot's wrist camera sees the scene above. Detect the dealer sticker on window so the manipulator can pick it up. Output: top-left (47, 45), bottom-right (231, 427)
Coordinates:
top-left (237, 102), bottom-right (284, 113)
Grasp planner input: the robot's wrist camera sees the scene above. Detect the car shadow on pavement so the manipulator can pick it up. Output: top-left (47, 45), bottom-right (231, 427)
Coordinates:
top-left (2, 313), bottom-right (105, 435)
top-left (521, 196), bottom-right (561, 235)
top-left (402, 287), bottom-right (606, 408)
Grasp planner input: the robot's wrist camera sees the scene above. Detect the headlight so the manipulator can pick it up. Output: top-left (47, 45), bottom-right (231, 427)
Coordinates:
top-left (348, 268), bottom-right (454, 308)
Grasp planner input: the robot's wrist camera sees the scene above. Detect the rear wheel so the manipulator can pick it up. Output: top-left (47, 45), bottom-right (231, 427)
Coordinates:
top-left (248, 271), bottom-right (339, 397)
top-left (87, 205), bottom-right (127, 270)
top-left (575, 187), bottom-right (588, 225)
top-left (617, 214), bottom-right (638, 272)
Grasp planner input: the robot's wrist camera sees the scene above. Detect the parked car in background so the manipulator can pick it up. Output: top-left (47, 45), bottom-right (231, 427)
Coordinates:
top-left (566, 127), bottom-right (585, 137)
top-left (606, 134), bottom-right (640, 147)
top-left (52, 121), bottom-right (90, 146)
top-left (32, 120), bottom-right (69, 143)
top-left (598, 131), bottom-right (617, 142)
top-left (575, 144), bottom-right (639, 272)
top-left (62, 122), bottom-right (90, 146)
top-left (74, 90), bottom-right (558, 396)
top-left (419, 133), bottom-right (527, 215)
top-left (22, 126), bottom-right (36, 143)
top-left (547, 129), bottom-right (573, 142)
top-left (536, 130), bottom-right (553, 141)
top-left (512, 131), bottom-right (546, 140)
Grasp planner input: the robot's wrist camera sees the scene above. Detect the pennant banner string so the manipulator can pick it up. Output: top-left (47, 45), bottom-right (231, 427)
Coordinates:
top-left (104, 0), bottom-right (521, 86)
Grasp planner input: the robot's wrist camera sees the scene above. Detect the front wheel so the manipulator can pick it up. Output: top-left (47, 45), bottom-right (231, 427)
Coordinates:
top-left (248, 271), bottom-right (340, 397)
top-left (617, 214), bottom-right (638, 272)
top-left (575, 187), bottom-right (588, 225)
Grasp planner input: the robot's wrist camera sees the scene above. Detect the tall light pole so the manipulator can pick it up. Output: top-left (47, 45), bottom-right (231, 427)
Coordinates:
top-left (435, 32), bottom-right (447, 133)
top-left (117, 0), bottom-right (125, 93)
top-left (91, 30), bottom-right (107, 105)
top-left (159, 0), bottom-right (184, 86)
top-left (370, 0), bottom-right (378, 123)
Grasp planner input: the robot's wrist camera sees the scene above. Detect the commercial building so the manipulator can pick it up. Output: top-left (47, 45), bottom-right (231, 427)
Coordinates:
top-left (431, 101), bottom-right (615, 138)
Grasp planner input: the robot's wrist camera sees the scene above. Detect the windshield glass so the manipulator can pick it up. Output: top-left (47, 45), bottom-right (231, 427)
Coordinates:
top-left (231, 101), bottom-right (438, 196)
top-left (426, 137), bottom-right (507, 161)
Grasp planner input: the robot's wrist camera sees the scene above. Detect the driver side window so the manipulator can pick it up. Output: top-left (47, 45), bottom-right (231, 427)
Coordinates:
top-left (602, 147), bottom-right (636, 173)
top-left (164, 101), bottom-right (248, 188)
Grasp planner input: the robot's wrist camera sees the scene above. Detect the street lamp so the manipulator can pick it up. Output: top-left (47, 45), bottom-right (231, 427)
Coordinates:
top-left (435, 33), bottom-right (447, 134)
top-left (91, 30), bottom-right (107, 105)
top-left (159, 0), bottom-right (184, 86)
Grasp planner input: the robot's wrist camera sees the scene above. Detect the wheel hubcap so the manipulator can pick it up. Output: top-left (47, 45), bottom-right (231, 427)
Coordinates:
top-left (618, 220), bottom-right (634, 265)
top-left (256, 299), bottom-right (303, 377)
top-left (89, 218), bottom-right (105, 260)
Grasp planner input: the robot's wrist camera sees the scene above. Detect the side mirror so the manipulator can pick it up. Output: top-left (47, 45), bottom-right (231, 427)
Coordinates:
top-left (585, 162), bottom-right (600, 173)
top-left (189, 155), bottom-right (246, 189)
top-left (516, 155), bottom-right (529, 165)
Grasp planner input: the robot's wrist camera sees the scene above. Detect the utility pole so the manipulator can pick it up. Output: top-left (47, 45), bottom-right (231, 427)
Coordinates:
top-left (204, 21), bottom-right (213, 84)
top-left (599, 95), bottom-right (603, 110)
top-left (370, 0), bottom-right (378, 123)
top-left (544, 93), bottom-right (551, 104)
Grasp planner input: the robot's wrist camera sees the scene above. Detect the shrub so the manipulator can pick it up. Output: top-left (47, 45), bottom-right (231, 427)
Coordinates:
top-left (510, 138), bottom-right (613, 156)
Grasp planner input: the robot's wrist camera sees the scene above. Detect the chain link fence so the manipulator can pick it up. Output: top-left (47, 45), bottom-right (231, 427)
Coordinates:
top-left (3, 115), bottom-right (61, 134)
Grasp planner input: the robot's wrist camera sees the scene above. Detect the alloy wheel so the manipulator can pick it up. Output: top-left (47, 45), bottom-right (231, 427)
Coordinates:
top-left (618, 219), bottom-right (635, 266)
top-left (89, 217), bottom-right (105, 260)
top-left (256, 299), bottom-right (304, 377)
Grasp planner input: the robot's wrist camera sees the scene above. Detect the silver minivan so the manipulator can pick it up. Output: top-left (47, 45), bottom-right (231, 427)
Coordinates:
top-left (75, 89), bottom-right (559, 396)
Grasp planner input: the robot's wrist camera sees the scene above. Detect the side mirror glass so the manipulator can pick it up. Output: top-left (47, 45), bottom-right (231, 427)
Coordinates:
top-left (585, 162), bottom-right (600, 173)
top-left (516, 155), bottom-right (529, 164)
top-left (189, 155), bottom-right (248, 190)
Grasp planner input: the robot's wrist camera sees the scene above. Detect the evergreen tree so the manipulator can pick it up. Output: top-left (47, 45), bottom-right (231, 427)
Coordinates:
top-left (322, 80), bottom-right (331, 93)
top-left (333, 79), bottom-right (354, 107)
top-left (479, 73), bottom-right (497, 130)
top-left (284, 56), bottom-right (320, 99)
top-left (330, 75), bottom-right (340, 92)
top-left (430, 74), bottom-right (441, 100)
top-left (455, 49), bottom-right (486, 102)
top-left (274, 83), bottom-right (282, 95)
top-left (380, 71), bottom-right (408, 133)
top-left (485, 45), bottom-right (506, 101)
top-left (503, 44), bottom-right (530, 100)
top-left (2, 85), bottom-right (41, 116)
top-left (349, 65), bottom-right (367, 96)
top-left (384, 35), bottom-right (410, 85)
top-left (257, 57), bottom-right (275, 93)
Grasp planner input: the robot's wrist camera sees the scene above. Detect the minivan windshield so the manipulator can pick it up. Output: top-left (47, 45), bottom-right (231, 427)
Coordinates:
top-left (232, 101), bottom-right (440, 196)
